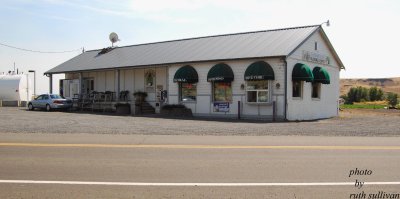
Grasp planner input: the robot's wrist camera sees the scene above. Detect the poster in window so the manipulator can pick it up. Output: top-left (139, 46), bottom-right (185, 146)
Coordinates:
top-left (145, 69), bottom-right (155, 92)
top-left (214, 82), bottom-right (232, 102)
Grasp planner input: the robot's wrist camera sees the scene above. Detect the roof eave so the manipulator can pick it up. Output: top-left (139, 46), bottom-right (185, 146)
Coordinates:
top-left (43, 55), bottom-right (287, 75)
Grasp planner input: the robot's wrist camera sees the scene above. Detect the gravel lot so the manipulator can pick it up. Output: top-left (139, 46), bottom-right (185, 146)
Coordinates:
top-left (0, 107), bottom-right (399, 136)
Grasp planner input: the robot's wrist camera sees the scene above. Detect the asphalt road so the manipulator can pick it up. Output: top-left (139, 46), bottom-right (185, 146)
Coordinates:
top-left (0, 133), bottom-right (400, 199)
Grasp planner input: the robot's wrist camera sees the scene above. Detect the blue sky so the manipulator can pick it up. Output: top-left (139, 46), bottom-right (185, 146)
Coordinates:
top-left (1, 0), bottom-right (400, 93)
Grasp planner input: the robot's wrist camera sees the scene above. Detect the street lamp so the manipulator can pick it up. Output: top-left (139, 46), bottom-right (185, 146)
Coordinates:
top-left (28, 70), bottom-right (36, 97)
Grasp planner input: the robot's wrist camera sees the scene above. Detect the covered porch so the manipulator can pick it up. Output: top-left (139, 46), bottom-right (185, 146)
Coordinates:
top-left (47, 66), bottom-right (168, 114)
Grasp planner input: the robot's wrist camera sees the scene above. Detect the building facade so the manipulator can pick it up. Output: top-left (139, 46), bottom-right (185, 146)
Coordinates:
top-left (46, 25), bottom-right (344, 121)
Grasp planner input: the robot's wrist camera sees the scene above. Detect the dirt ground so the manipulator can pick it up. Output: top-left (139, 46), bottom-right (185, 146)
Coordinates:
top-left (0, 107), bottom-right (399, 136)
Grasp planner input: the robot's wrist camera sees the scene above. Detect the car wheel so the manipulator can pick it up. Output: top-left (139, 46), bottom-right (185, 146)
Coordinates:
top-left (28, 103), bottom-right (34, 111)
top-left (46, 104), bottom-right (51, 112)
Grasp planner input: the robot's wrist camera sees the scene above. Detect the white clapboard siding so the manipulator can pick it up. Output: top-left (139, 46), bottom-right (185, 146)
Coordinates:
top-left (287, 30), bottom-right (340, 120)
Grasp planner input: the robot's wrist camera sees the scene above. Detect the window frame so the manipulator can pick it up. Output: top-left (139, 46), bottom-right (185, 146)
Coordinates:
top-left (292, 80), bottom-right (303, 99)
top-left (245, 80), bottom-right (270, 104)
top-left (179, 82), bottom-right (197, 103)
top-left (212, 82), bottom-right (232, 102)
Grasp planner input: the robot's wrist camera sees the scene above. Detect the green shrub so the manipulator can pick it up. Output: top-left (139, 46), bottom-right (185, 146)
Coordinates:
top-left (387, 93), bottom-right (399, 108)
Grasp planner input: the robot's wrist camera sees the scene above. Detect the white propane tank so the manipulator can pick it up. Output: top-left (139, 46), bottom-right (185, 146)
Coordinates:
top-left (0, 73), bottom-right (31, 102)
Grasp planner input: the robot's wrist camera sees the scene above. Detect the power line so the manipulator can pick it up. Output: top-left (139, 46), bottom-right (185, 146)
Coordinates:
top-left (0, 42), bottom-right (82, 53)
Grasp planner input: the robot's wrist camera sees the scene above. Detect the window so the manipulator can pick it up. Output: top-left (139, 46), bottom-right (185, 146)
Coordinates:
top-left (246, 80), bottom-right (269, 103)
top-left (213, 82), bottom-right (232, 102)
top-left (315, 42), bottom-right (318, 50)
top-left (35, 95), bottom-right (43, 100)
top-left (90, 80), bottom-right (94, 91)
top-left (180, 83), bottom-right (197, 102)
top-left (43, 95), bottom-right (49, 100)
top-left (292, 81), bottom-right (302, 98)
top-left (50, 94), bottom-right (64, 99)
top-left (312, 83), bottom-right (321, 99)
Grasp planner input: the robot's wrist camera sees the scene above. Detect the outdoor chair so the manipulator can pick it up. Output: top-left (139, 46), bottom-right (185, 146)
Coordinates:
top-left (119, 90), bottom-right (129, 101)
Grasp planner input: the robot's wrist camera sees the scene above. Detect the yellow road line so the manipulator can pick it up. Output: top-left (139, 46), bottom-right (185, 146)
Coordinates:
top-left (1, 143), bottom-right (400, 150)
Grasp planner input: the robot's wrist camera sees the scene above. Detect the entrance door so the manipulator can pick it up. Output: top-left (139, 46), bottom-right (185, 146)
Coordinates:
top-left (61, 79), bottom-right (79, 99)
top-left (82, 78), bottom-right (94, 94)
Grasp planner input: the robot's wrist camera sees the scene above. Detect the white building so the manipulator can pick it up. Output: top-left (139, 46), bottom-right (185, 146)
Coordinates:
top-left (45, 25), bottom-right (345, 121)
top-left (0, 72), bottom-right (33, 106)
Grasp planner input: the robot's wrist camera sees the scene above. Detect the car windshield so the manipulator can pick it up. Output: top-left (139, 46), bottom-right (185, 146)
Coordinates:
top-left (50, 94), bottom-right (64, 99)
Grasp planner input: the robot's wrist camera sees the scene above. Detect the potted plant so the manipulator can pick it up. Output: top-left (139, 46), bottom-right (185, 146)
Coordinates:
top-left (133, 91), bottom-right (148, 104)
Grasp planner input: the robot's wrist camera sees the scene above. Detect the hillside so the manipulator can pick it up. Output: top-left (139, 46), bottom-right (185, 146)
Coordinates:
top-left (340, 77), bottom-right (400, 96)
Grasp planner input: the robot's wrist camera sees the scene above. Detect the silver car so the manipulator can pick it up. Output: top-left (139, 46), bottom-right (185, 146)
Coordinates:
top-left (28, 94), bottom-right (73, 111)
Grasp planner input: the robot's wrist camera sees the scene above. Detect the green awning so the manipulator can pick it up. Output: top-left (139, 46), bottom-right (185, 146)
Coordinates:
top-left (244, 61), bottom-right (275, 81)
top-left (292, 63), bottom-right (314, 82)
top-left (207, 63), bottom-right (234, 82)
top-left (312, 66), bottom-right (330, 84)
top-left (173, 65), bottom-right (198, 83)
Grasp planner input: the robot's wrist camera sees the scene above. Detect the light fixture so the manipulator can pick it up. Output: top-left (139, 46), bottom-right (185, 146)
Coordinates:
top-left (322, 20), bottom-right (330, 27)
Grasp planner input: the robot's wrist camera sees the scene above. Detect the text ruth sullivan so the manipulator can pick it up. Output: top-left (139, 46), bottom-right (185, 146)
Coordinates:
top-left (350, 191), bottom-right (399, 199)
top-left (348, 168), bottom-right (399, 199)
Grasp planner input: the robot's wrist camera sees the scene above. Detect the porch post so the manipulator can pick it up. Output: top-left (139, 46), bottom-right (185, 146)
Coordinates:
top-left (116, 69), bottom-right (120, 101)
top-left (78, 72), bottom-right (82, 95)
top-left (48, 74), bottom-right (53, 94)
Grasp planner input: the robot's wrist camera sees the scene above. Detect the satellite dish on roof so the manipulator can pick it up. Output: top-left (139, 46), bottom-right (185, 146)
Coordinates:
top-left (109, 32), bottom-right (120, 47)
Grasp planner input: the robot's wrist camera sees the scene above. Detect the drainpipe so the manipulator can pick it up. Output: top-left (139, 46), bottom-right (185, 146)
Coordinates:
top-left (284, 57), bottom-right (288, 121)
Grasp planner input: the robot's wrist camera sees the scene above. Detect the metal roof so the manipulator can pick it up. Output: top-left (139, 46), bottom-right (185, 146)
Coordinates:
top-left (46, 25), bottom-right (328, 74)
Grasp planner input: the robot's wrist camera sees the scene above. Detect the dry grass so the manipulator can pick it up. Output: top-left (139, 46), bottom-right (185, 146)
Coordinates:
top-left (355, 101), bottom-right (387, 105)
top-left (341, 108), bottom-right (400, 117)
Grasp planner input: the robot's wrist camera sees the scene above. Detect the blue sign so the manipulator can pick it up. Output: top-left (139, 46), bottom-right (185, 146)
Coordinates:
top-left (213, 102), bottom-right (230, 112)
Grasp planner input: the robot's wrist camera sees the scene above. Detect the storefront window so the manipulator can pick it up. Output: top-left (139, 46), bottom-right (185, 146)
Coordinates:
top-left (246, 80), bottom-right (268, 103)
top-left (312, 83), bottom-right (321, 99)
top-left (293, 81), bottom-right (302, 98)
top-left (213, 82), bottom-right (232, 102)
top-left (180, 83), bottom-right (197, 102)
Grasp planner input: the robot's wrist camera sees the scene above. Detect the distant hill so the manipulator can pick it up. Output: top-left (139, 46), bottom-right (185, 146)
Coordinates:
top-left (340, 77), bottom-right (400, 96)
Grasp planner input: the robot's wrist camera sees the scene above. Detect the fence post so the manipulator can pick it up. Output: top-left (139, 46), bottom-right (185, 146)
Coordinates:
top-left (238, 101), bottom-right (241, 120)
top-left (273, 101), bottom-right (276, 122)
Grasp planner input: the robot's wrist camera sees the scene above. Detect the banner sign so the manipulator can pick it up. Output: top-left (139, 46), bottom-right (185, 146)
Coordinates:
top-left (213, 102), bottom-right (230, 112)
top-left (302, 51), bottom-right (330, 65)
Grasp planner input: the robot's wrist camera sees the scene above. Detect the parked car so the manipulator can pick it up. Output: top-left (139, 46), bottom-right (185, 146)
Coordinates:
top-left (28, 94), bottom-right (72, 111)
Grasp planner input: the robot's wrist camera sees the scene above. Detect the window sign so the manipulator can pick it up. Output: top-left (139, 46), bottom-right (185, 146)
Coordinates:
top-left (180, 83), bottom-right (197, 102)
top-left (145, 69), bottom-right (155, 92)
top-left (213, 102), bottom-right (230, 112)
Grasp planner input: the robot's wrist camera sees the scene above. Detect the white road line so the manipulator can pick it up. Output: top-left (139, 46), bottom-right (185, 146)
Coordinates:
top-left (0, 180), bottom-right (400, 186)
